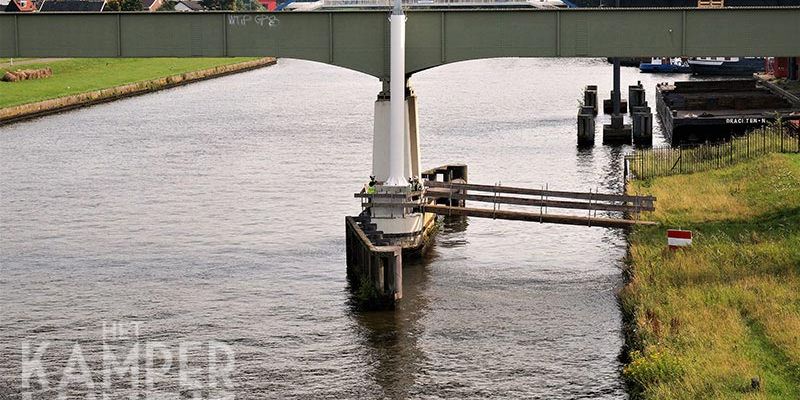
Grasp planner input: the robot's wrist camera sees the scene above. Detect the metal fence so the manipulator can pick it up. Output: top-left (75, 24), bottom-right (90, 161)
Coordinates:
top-left (625, 125), bottom-right (800, 180)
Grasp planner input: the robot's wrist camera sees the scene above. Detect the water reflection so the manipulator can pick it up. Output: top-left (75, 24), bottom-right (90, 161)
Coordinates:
top-left (436, 216), bottom-right (470, 249)
top-left (576, 145), bottom-right (596, 177)
top-left (350, 254), bottom-right (434, 399)
top-left (603, 145), bottom-right (626, 193)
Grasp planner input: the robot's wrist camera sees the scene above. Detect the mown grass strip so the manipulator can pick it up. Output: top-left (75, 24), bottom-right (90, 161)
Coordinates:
top-left (0, 58), bottom-right (257, 108)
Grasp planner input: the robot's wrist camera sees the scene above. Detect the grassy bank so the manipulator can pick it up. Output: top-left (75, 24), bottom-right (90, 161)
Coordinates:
top-left (0, 58), bottom-right (256, 108)
top-left (622, 153), bottom-right (800, 399)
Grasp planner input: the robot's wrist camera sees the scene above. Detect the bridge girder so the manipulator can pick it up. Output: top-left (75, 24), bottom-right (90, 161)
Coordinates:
top-left (1, 8), bottom-right (799, 79)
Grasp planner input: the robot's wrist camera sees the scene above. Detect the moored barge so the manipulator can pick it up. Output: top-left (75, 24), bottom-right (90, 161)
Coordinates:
top-left (656, 79), bottom-right (800, 144)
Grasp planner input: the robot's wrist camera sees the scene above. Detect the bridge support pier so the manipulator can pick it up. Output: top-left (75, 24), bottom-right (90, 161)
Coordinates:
top-left (370, 83), bottom-right (430, 247)
top-left (603, 58), bottom-right (632, 144)
top-left (372, 83), bottom-right (421, 187)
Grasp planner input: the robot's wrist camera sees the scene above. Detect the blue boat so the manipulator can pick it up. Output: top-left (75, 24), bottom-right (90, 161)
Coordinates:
top-left (639, 57), bottom-right (691, 73)
top-left (688, 57), bottom-right (766, 76)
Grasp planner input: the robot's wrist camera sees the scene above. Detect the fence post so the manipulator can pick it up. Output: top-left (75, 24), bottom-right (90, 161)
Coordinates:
top-left (679, 147), bottom-right (683, 173)
top-left (624, 156), bottom-right (628, 179)
top-left (730, 139), bottom-right (733, 164)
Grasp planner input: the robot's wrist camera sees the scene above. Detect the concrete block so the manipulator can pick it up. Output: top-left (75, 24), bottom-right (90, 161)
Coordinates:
top-left (603, 115), bottom-right (632, 144)
top-left (632, 107), bottom-right (653, 145)
top-left (603, 98), bottom-right (628, 114)
top-left (577, 106), bottom-right (595, 146)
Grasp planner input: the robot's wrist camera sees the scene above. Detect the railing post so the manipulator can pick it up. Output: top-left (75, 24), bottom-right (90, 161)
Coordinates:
top-left (624, 156), bottom-right (628, 180)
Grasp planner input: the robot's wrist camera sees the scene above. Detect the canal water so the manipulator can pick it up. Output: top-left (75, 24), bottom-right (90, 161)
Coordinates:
top-left (0, 58), bottom-right (684, 399)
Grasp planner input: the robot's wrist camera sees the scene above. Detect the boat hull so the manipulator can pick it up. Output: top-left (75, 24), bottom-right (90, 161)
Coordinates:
top-left (689, 58), bottom-right (765, 76)
top-left (639, 63), bottom-right (691, 73)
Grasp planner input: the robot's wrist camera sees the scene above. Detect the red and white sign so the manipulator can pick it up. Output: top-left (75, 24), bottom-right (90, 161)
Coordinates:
top-left (667, 229), bottom-right (693, 249)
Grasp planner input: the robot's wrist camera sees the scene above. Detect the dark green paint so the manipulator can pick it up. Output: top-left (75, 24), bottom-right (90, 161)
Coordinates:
top-left (1, 8), bottom-right (798, 78)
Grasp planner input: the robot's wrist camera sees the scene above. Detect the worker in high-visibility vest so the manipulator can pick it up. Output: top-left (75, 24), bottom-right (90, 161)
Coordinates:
top-left (366, 176), bottom-right (377, 194)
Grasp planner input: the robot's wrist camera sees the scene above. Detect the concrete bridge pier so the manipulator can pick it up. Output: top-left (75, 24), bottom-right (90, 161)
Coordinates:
top-left (372, 81), bottom-right (421, 186)
top-left (603, 58), bottom-right (632, 144)
top-left (368, 2), bottom-right (431, 249)
top-left (370, 81), bottom-right (428, 247)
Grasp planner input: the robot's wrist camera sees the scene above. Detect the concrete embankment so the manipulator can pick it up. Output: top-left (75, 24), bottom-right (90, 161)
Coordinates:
top-left (0, 57), bottom-right (276, 125)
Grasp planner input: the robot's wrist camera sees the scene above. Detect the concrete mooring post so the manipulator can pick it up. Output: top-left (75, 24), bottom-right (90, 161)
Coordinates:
top-left (584, 85), bottom-right (598, 115)
top-left (628, 81), bottom-right (646, 114)
top-left (632, 106), bottom-right (653, 145)
top-left (577, 105), bottom-right (595, 146)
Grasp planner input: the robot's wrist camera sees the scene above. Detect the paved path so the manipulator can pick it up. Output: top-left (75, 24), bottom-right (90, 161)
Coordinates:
top-left (0, 58), bottom-right (68, 69)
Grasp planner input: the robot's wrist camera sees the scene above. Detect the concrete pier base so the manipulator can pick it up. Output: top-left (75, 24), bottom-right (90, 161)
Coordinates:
top-left (345, 216), bottom-right (402, 309)
top-left (603, 114), bottom-right (632, 144)
top-left (577, 105), bottom-right (595, 146)
top-left (350, 165), bottom-right (467, 309)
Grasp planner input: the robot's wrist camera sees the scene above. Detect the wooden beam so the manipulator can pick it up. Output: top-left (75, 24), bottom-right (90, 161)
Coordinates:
top-left (424, 180), bottom-right (655, 204)
top-left (425, 192), bottom-right (654, 212)
top-left (422, 204), bottom-right (657, 229)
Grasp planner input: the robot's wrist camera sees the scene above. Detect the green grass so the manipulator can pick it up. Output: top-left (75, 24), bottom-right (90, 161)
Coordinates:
top-left (0, 58), bottom-right (257, 108)
top-left (623, 153), bottom-right (800, 399)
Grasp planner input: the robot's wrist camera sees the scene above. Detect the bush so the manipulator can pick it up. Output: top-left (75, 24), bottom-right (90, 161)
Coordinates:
top-left (624, 347), bottom-right (685, 390)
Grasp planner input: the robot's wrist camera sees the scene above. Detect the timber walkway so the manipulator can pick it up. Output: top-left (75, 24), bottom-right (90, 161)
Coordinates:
top-left (421, 172), bottom-right (656, 229)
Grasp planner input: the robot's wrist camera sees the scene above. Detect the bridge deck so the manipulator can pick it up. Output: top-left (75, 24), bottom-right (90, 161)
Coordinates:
top-left (2, 8), bottom-right (798, 78)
